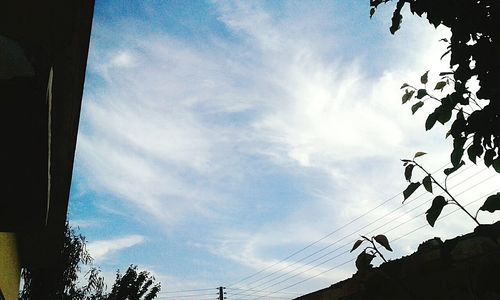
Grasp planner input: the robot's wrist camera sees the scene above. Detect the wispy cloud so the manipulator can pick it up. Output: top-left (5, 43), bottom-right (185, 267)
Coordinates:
top-left (87, 235), bottom-right (145, 262)
top-left (70, 219), bottom-right (101, 229)
top-left (70, 0), bottom-right (493, 294)
top-left (79, 0), bottom-right (448, 227)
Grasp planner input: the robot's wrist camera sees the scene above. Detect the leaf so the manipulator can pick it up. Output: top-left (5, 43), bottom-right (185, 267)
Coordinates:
top-left (414, 152), bottom-right (427, 158)
top-left (426, 196), bottom-right (447, 227)
top-left (440, 49), bottom-right (451, 59)
top-left (436, 105), bottom-right (452, 125)
top-left (416, 89), bottom-right (427, 99)
top-left (425, 113), bottom-right (438, 131)
top-left (389, 1), bottom-right (404, 34)
top-left (492, 157), bottom-right (500, 173)
top-left (450, 136), bottom-right (466, 167)
top-left (484, 149), bottom-right (495, 167)
top-left (355, 251), bottom-right (375, 271)
top-left (411, 101), bottom-right (424, 114)
top-left (422, 175), bottom-right (433, 193)
top-left (451, 145), bottom-right (464, 167)
top-left (402, 90), bottom-right (415, 104)
top-left (403, 182), bottom-right (421, 202)
top-left (400, 83), bottom-right (409, 89)
top-left (483, 136), bottom-right (492, 148)
top-left (370, 7), bottom-right (376, 18)
top-left (479, 193), bottom-right (500, 213)
top-left (467, 145), bottom-right (478, 164)
top-left (434, 81), bottom-right (447, 90)
top-left (404, 164), bottom-right (414, 181)
top-left (444, 160), bottom-right (465, 175)
top-left (401, 159), bottom-right (411, 165)
top-left (351, 239), bottom-right (364, 252)
top-left (450, 110), bottom-right (466, 138)
top-left (420, 71), bottom-right (429, 84)
top-left (374, 234), bottom-right (393, 251)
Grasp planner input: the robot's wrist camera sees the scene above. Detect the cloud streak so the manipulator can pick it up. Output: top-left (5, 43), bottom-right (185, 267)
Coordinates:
top-left (87, 235), bottom-right (145, 262)
top-left (79, 1), bottom-right (448, 227)
top-left (69, 0), bottom-right (495, 294)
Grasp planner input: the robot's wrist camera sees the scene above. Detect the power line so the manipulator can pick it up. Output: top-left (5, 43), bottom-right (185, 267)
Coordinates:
top-left (155, 287), bottom-right (219, 300)
top-left (228, 161), bottom-right (454, 288)
top-left (227, 161), bottom-right (492, 298)
top-left (226, 287), bottom-right (301, 295)
top-left (242, 172), bottom-right (495, 296)
top-left (226, 293), bottom-right (292, 300)
top-left (158, 287), bottom-right (218, 294)
top-left (240, 175), bottom-right (497, 299)
top-left (225, 287), bottom-right (303, 299)
top-left (226, 292), bottom-right (295, 300)
top-left (391, 186), bottom-right (499, 243)
top-left (252, 258), bottom-right (355, 300)
top-left (156, 292), bottom-right (218, 299)
top-left (232, 165), bottom-right (487, 293)
top-left (374, 171), bottom-right (497, 237)
top-left (249, 187), bottom-right (499, 300)
top-left (157, 297), bottom-right (217, 300)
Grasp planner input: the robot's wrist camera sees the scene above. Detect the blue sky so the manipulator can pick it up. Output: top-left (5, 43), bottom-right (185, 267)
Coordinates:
top-left (68, 1), bottom-right (499, 299)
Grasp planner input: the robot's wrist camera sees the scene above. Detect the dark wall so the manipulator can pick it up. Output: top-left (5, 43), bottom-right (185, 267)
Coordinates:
top-left (296, 223), bottom-right (500, 300)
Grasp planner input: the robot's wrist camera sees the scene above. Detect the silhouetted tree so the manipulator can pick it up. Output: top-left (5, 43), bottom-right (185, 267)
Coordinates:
top-left (371, 0), bottom-right (499, 172)
top-left (370, 0), bottom-right (500, 223)
top-left (20, 222), bottom-right (105, 300)
top-left (20, 223), bottom-right (161, 300)
top-left (105, 265), bottom-right (161, 300)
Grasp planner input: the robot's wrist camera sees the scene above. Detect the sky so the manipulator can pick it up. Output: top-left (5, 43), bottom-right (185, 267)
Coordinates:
top-left (68, 1), bottom-right (499, 299)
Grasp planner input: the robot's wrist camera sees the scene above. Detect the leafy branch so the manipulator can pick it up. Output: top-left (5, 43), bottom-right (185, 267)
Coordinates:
top-left (401, 82), bottom-right (470, 118)
top-left (350, 234), bottom-right (392, 272)
top-left (370, 0), bottom-right (500, 230)
top-left (350, 233), bottom-right (417, 299)
top-left (400, 70), bottom-right (475, 121)
top-left (401, 152), bottom-right (500, 227)
top-left (401, 69), bottom-right (500, 174)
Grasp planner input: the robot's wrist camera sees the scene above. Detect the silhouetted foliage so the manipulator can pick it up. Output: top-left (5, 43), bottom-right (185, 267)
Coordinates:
top-left (351, 234), bottom-right (392, 272)
top-left (20, 223), bottom-right (161, 300)
top-left (105, 265), bottom-right (161, 300)
top-left (401, 152), bottom-right (483, 227)
top-left (371, 0), bottom-right (500, 225)
top-left (371, 0), bottom-right (500, 172)
top-left (20, 222), bottom-right (105, 300)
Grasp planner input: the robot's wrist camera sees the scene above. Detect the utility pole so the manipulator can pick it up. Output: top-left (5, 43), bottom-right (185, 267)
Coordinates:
top-left (218, 286), bottom-right (226, 300)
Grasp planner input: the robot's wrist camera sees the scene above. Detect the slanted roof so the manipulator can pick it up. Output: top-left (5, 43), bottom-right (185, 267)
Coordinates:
top-left (0, 0), bottom-right (94, 267)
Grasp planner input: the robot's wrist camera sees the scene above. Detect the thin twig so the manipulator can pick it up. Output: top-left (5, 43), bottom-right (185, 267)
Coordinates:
top-left (413, 160), bottom-right (481, 226)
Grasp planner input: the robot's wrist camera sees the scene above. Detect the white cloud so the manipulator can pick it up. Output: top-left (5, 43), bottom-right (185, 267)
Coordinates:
top-left (87, 235), bottom-right (145, 262)
top-left (72, 1), bottom-right (498, 295)
top-left (186, 4), bottom-right (496, 293)
top-left (70, 219), bottom-right (101, 229)
top-left (110, 51), bottom-right (136, 68)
